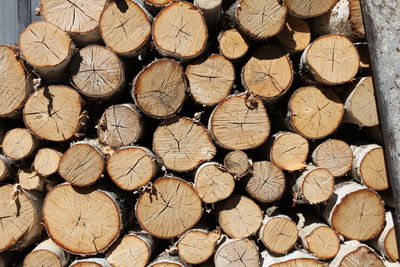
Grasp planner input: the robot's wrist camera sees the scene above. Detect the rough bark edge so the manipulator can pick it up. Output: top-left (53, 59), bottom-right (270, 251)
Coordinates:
top-left (70, 258), bottom-right (111, 267)
top-left (148, 253), bottom-right (192, 267)
top-left (330, 240), bottom-right (383, 267)
top-left (261, 249), bottom-right (321, 266)
top-left (370, 211), bottom-right (398, 262)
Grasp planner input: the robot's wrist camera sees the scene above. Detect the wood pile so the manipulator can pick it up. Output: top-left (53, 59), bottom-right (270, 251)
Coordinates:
top-left (0, 0), bottom-right (398, 266)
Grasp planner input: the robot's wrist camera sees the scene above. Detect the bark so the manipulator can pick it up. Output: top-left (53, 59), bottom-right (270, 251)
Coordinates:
top-left (23, 239), bottom-right (70, 267)
top-left (330, 240), bottom-right (384, 267)
top-left (285, 0), bottom-right (338, 18)
top-left (214, 238), bottom-right (259, 267)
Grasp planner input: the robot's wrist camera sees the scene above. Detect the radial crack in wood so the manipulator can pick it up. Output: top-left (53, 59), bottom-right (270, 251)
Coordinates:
top-left (214, 238), bottom-right (259, 267)
top-left (2, 128), bottom-right (38, 160)
top-left (285, 0), bottom-right (338, 18)
top-left (218, 29), bottom-right (249, 61)
top-left (33, 148), bottom-right (62, 177)
top-left (330, 240), bottom-right (384, 267)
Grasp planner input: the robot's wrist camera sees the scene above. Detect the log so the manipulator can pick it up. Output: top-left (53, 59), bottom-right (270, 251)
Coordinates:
top-left (227, 0), bottom-right (287, 40)
top-left (70, 258), bottom-right (111, 267)
top-left (23, 85), bottom-right (83, 142)
top-left (285, 0), bottom-right (337, 18)
top-left (276, 18), bottom-right (311, 54)
top-left (39, 0), bottom-right (107, 44)
top-left (0, 185), bottom-right (43, 251)
top-left (287, 86), bottom-right (344, 139)
top-left (43, 183), bottom-right (124, 255)
top-left (135, 177), bottom-right (203, 239)
top-left (18, 169), bottom-right (45, 192)
top-left (99, 0), bottom-right (152, 57)
top-left (0, 45), bottom-right (32, 117)
top-left (148, 253), bottom-right (191, 267)
top-left (330, 240), bottom-right (384, 267)
top-left (300, 34), bottom-right (359, 85)
top-left (268, 131), bottom-right (309, 171)
top-left (244, 161), bottom-right (286, 203)
top-left (18, 21), bottom-right (75, 80)
top-left (323, 181), bottom-right (385, 241)
top-left (0, 155), bottom-right (14, 182)
top-left (132, 59), bottom-right (186, 119)
top-left (97, 104), bottom-right (143, 148)
top-left (143, 0), bottom-right (173, 14)
top-left (152, 1), bottom-right (207, 60)
top-left (58, 140), bottom-right (105, 187)
top-left (218, 29), bottom-right (249, 61)
top-left (194, 162), bottom-right (235, 204)
top-left (216, 195), bottom-right (262, 238)
top-left (194, 0), bottom-right (222, 31)
top-left (311, 139), bottom-right (353, 177)
top-left (241, 44), bottom-right (293, 101)
top-left (186, 54), bottom-right (235, 106)
top-left (261, 250), bottom-right (326, 267)
top-left (214, 238), bottom-right (259, 267)
top-left (223, 150), bottom-right (251, 178)
top-left (209, 93), bottom-right (270, 150)
top-left (351, 144), bottom-right (388, 191)
top-left (23, 239), bottom-right (70, 267)
top-left (371, 211), bottom-right (399, 262)
top-left (33, 148), bottom-right (62, 177)
top-left (106, 146), bottom-right (159, 191)
top-left (2, 128), bottom-right (38, 160)
top-left (153, 116), bottom-right (216, 172)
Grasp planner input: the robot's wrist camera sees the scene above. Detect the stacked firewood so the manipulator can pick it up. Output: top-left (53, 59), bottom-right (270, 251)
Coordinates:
top-left (0, 0), bottom-right (398, 266)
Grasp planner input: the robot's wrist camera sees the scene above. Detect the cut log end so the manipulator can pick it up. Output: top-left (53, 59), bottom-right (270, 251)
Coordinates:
top-left (70, 258), bottom-right (111, 267)
top-left (285, 0), bottom-right (338, 17)
top-left (33, 148), bottom-right (62, 177)
top-left (385, 227), bottom-right (399, 262)
top-left (18, 169), bottom-right (45, 191)
top-left (23, 239), bottom-right (69, 267)
top-left (302, 225), bottom-right (340, 259)
top-left (262, 250), bottom-right (326, 266)
top-left (349, 0), bottom-right (365, 38)
top-left (218, 29), bottom-right (249, 60)
top-left (277, 17), bottom-right (311, 53)
top-left (331, 241), bottom-right (384, 267)
top-left (223, 150), bottom-right (251, 177)
top-left (2, 128), bottom-right (37, 160)
top-left (214, 239), bottom-right (259, 267)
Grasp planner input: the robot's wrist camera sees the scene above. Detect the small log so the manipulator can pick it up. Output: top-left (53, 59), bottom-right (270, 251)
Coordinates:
top-left (106, 146), bottom-right (159, 191)
top-left (97, 104), bottom-right (143, 148)
top-left (259, 215), bottom-right (298, 254)
top-left (23, 85), bottom-right (83, 142)
top-left (223, 150), bottom-right (251, 178)
top-left (330, 240), bottom-right (384, 267)
top-left (0, 45), bottom-right (32, 117)
top-left (244, 161), bottom-right (286, 203)
top-left (216, 195), bottom-right (262, 238)
top-left (0, 155), bottom-right (14, 182)
top-left (268, 131), bottom-right (309, 171)
top-left (214, 238), bottom-right (259, 267)
top-left (19, 21), bottom-right (75, 80)
top-left (194, 0), bottom-right (222, 31)
top-left (218, 29), bottom-right (249, 61)
top-left (135, 177), bottom-right (203, 239)
top-left (351, 144), bottom-right (388, 191)
top-left (227, 0), bottom-right (287, 40)
top-left (43, 183), bottom-right (124, 255)
top-left (371, 211), bottom-right (399, 262)
top-left (209, 93), bottom-right (270, 150)
top-left (300, 34), bottom-right (359, 85)
top-left (285, 0), bottom-right (337, 18)
top-left (276, 18), bottom-right (311, 54)
top-left (58, 140), bottom-right (105, 187)
top-left (311, 139), bottom-right (353, 177)
top-left (23, 239), bottom-right (70, 267)
top-left (241, 44), bottom-right (293, 100)
top-left (186, 54), bottom-right (235, 106)
top-left (99, 0), bottom-right (152, 57)
top-left (323, 181), bottom-right (385, 241)
top-left (70, 258), bottom-right (111, 267)
top-left (0, 185), bottom-right (43, 251)
top-left (148, 253), bottom-right (190, 267)
top-left (287, 86), bottom-right (344, 139)
top-left (18, 169), bottom-right (45, 192)
top-left (194, 162), bottom-right (235, 204)
top-left (33, 148), bottom-right (62, 177)
top-left (152, 1), bottom-right (207, 60)
top-left (153, 116), bottom-right (216, 172)
top-left (132, 59), bottom-right (186, 119)
top-left (261, 250), bottom-right (327, 267)
top-left (2, 128), bottom-right (38, 160)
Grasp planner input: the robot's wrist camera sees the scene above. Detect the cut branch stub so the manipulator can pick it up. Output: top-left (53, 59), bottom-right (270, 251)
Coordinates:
top-left (285, 0), bottom-right (338, 18)
top-left (0, 46), bottom-right (32, 117)
top-left (152, 1), bottom-right (208, 60)
top-left (242, 44), bottom-right (293, 100)
top-left (23, 239), bottom-right (70, 267)
top-left (135, 177), bottom-right (203, 239)
top-left (153, 116), bottom-right (216, 172)
top-left (209, 93), bottom-right (270, 150)
top-left (287, 86), bottom-right (344, 139)
top-left (186, 54), bottom-right (235, 106)
top-left (276, 17), bottom-right (311, 53)
top-left (33, 148), bottom-right (62, 177)
top-left (330, 240), bottom-right (384, 267)
top-left (218, 29), bottom-right (249, 61)
top-left (23, 85), bottom-right (83, 142)
top-left (43, 183), bottom-right (123, 255)
top-left (99, 0), bottom-right (152, 57)
top-left (132, 59), bottom-right (186, 119)
top-left (214, 238), bottom-right (260, 267)
top-left (223, 150), bottom-right (251, 178)
top-left (2, 128), bottom-right (38, 160)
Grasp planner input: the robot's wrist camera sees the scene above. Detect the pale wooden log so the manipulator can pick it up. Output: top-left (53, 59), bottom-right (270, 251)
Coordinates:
top-left (351, 144), bottom-right (388, 191)
top-left (135, 177), bottom-right (202, 239)
top-left (33, 148), bottom-right (62, 177)
top-left (268, 131), bottom-right (309, 171)
top-left (285, 0), bottom-right (338, 18)
top-left (330, 240), bottom-right (384, 267)
top-left (186, 54), bottom-right (235, 106)
top-left (261, 249), bottom-right (327, 267)
top-left (23, 85), bottom-right (83, 142)
top-left (194, 0), bottom-right (222, 31)
top-left (43, 183), bottom-right (124, 255)
top-left (227, 0), bottom-right (287, 40)
top-left (244, 161), bottom-right (285, 203)
top-left (0, 185), bottom-right (43, 251)
top-left (209, 93), bottom-right (270, 150)
top-left (218, 29), bottom-right (249, 61)
top-left (99, 0), bottom-right (152, 57)
top-left (223, 150), bottom-right (251, 178)
top-left (323, 181), bottom-right (385, 241)
top-left (300, 34), bottom-right (359, 85)
top-left (19, 21), bottom-right (75, 80)
top-left (148, 253), bottom-right (191, 267)
top-left (58, 140), bottom-right (105, 187)
top-left (311, 139), bottom-right (353, 177)
top-left (194, 162), bottom-right (235, 204)
top-left (0, 46), bottom-right (32, 117)
top-left (276, 18), bottom-right (311, 54)
top-left (287, 86), bottom-right (344, 139)
top-left (259, 215), bottom-right (298, 254)
top-left (152, 1), bottom-right (207, 60)
top-left (18, 169), bottom-right (45, 192)
top-left (23, 238), bottom-right (70, 267)
top-left (70, 259), bottom-right (111, 267)
top-left (153, 116), bottom-right (216, 172)
top-left (0, 155), bottom-right (14, 182)
top-left (214, 238), bottom-right (259, 267)
top-left (2, 128), bottom-right (39, 160)
top-left (97, 104), bottom-right (143, 148)
top-left (216, 195), bottom-right (262, 238)
top-left (371, 211), bottom-right (399, 262)
top-left (241, 44), bottom-right (293, 100)
top-left (132, 59), bottom-right (186, 119)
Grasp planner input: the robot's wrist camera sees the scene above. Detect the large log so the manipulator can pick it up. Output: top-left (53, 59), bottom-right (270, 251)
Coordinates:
top-left (214, 238), bottom-right (259, 267)
top-left (23, 239), bottom-right (70, 267)
top-left (285, 0), bottom-right (338, 18)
